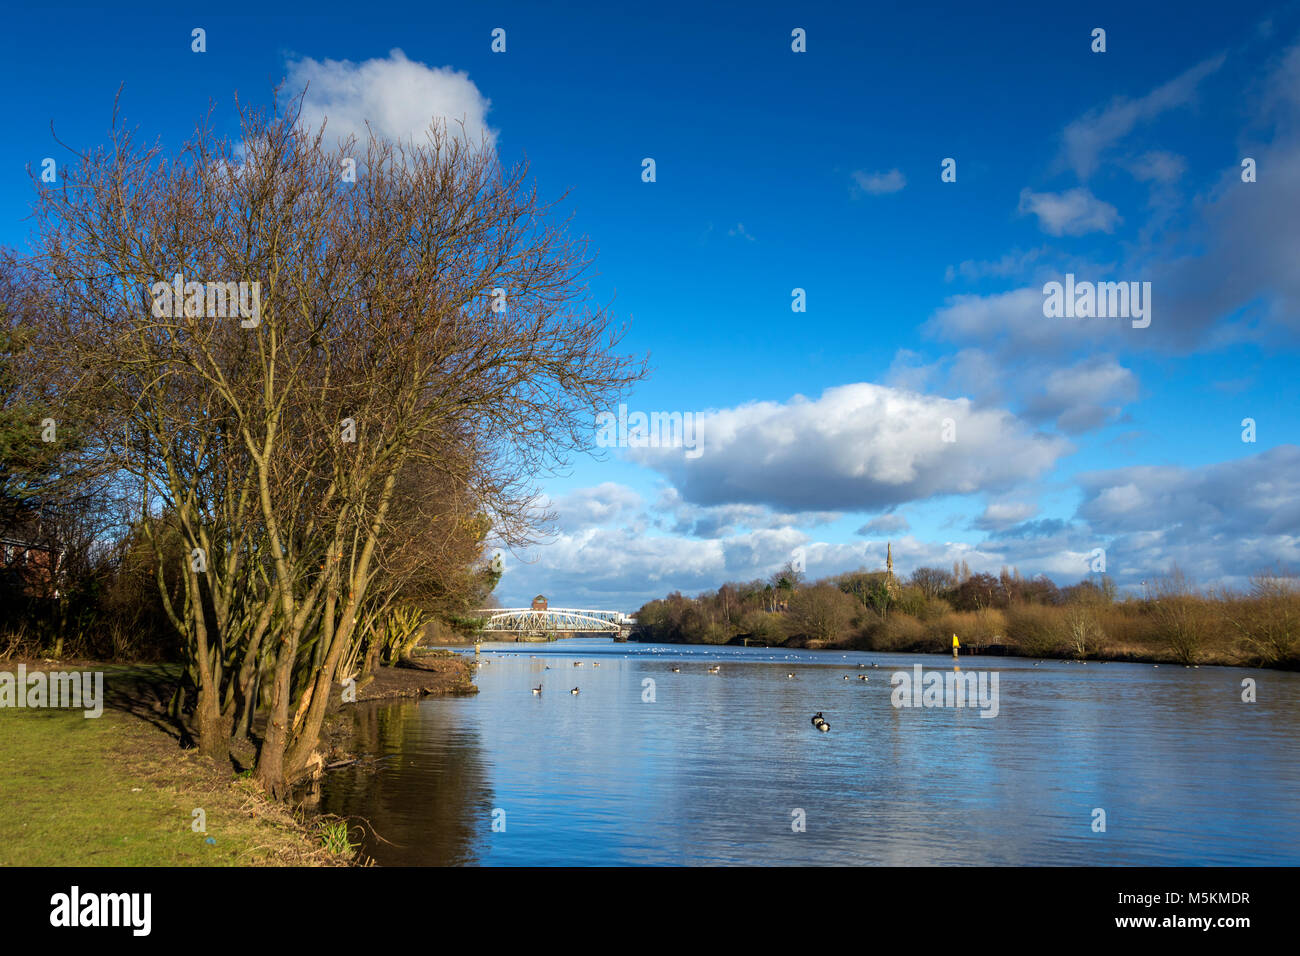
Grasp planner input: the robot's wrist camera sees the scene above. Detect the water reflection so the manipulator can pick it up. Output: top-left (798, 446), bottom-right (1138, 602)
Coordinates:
top-left (319, 640), bottom-right (1300, 866)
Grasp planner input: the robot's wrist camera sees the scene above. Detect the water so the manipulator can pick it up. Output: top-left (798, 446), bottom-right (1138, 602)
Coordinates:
top-left (318, 639), bottom-right (1300, 866)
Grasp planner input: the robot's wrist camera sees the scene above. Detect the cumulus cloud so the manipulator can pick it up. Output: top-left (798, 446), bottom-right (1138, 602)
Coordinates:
top-left (1077, 445), bottom-right (1300, 537)
top-left (499, 528), bottom-right (1001, 611)
top-left (924, 287), bottom-right (1115, 356)
top-left (1021, 355), bottom-right (1139, 433)
top-left (627, 383), bottom-right (1071, 512)
top-left (502, 446), bottom-right (1300, 609)
top-left (975, 501), bottom-right (1039, 531)
top-left (546, 483), bottom-right (643, 532)
top-left (1018, 187), bottom-right (1121, 236)
top-left (1071, 445), bottom-right (1300, 586)
top-left (286, 48), bottom-right (496, 149)
top-left (651, 487), bottom-right (840, 537)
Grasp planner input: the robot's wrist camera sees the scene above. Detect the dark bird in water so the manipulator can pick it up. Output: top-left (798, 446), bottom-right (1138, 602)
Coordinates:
top-left (811, 712), bottom-right (830, 732)
top-left (570, 687), bottom-right (580, 695)
top-left (532, 685), bottom-right (542, 695)
top-left (671, 665), bottom-right (681, 672)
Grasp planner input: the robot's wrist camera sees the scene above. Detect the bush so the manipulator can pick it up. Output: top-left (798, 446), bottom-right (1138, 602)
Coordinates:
top-left (1006, 604), bottom-right (1064, 657)
top-left (875, 613), bottom-right (927, 651)
top-left (738, 609), bottom-right (782, 643)
top-left (1222, 573), bottom-right (1300, 666)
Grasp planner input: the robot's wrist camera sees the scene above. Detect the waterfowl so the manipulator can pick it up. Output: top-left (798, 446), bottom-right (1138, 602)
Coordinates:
top-left (532, 685), bottom-right (543, 695)
top-left (787, 673), bottom-right (796, 679)
top-left (574, 661), bottom-right (584, 667)
top-left (843, 675), bottom-right (850, 680)
top-left (707, 665), bottom-right (720, 674)
top-left (671, 666), bottom-right (681, 673)
top-left (570, 687), bottom-right (580, 695)
top-left (858, 674), bottom-right (869, 681)
top-left (593, 662), bottom-right (600, 667)
top-left (811, 712), bottom-right (830, 732)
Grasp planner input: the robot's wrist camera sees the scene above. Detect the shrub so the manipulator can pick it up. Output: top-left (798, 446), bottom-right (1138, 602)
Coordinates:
top-left (1006, 604), bottom-right (1063, 657)
top-left (1222, 573), bottom-right (1300, 666)
top-left (876, 613), bottom-right (927, 651)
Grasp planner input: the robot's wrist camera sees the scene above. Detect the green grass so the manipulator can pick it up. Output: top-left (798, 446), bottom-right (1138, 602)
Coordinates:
top-left (0, 672), bottom-right (330, 866)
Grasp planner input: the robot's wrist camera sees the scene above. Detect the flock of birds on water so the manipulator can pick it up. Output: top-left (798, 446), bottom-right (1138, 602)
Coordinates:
top-left (473, 649), bottom-right (898, 733)
top-left (472, 647), bottom-right (1201, 732)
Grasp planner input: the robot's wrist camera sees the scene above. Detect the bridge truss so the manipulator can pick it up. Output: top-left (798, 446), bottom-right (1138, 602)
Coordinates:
top-left (472, 607), bottom-right (629, 634)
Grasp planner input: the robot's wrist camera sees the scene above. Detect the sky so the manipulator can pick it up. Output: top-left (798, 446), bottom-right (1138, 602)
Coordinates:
top-left (3, 1), bottom-right (1299, 611)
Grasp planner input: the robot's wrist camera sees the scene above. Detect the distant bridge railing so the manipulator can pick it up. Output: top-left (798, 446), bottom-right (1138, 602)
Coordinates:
top-left (471, 608), bottom-right (634, 634)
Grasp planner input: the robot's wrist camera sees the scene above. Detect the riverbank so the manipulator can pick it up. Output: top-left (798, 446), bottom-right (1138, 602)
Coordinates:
top-left (0, 654), bottom-right (478, 865)
top-left (353, 651), bottom-right (479, 701)
top-left (0, 662), bottom-right (344, 865)
top-left (634, 629), bottom-right (1294, 669)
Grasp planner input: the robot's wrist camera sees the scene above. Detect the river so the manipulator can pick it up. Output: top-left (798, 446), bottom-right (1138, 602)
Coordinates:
top-left (317, 639), bottom-right (1300, 865)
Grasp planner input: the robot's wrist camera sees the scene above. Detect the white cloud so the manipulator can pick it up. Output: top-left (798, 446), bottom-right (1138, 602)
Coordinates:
top-left (852, 168), bottom-right (907, 195)
top-left (1126, 150), bottom-right (1187, 184)
top-left (652, 487), bottom-right (840, 537)
top-left (974, 501), bottom-right (1039, 531)
top-left (945, 248), bottom-right (1045, 283)
top-left (628, 383), bottom-right (1071, 512)
top-left (546, 482), bottom-right (643, 532)
top-left (1022, 355), bottom-right (1139, 433)
top-left (286, 48), bottom-right (496, 149)
top-left (1018, 187), bottom-right (1121, 236)
top-left (1061, 54), bottom-right (1225, 178)
top-left (857, 513), bottom-right (910, 535)
top-left (1073, 445), bottom-right (1300, 587)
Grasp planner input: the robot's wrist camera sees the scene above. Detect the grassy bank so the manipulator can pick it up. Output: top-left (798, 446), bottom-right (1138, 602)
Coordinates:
top-left (0, 652), bottom-right (480, 865)
top-left (0, 663), bottom-right (349, 866)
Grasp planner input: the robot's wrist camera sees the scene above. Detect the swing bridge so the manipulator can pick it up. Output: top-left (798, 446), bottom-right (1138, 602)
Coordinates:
top-left (470, 607), bottom-right (636, 636)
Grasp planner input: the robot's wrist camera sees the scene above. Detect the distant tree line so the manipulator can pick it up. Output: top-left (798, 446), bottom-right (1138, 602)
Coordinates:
top-left (633, 559), bottom-right (1299, 669)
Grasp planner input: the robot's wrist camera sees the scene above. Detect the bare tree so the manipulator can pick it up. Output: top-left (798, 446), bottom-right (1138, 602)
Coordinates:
top-left (785, 584), bottom-right (858, 644)
top-left (1149, 565), bottom-right (1204, 665)
top-left (29, 95), bottom-right (643, 796)
top-left (1222, 569), bottom-right (1300, 665)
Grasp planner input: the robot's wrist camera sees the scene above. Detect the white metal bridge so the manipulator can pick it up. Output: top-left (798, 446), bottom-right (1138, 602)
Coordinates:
top-left (472, 607), bottom-right (635, 635)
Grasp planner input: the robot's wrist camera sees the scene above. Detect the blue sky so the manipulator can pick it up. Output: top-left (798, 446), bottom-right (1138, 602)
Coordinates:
top-left (3, 1), bottom-right (1299, 610)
